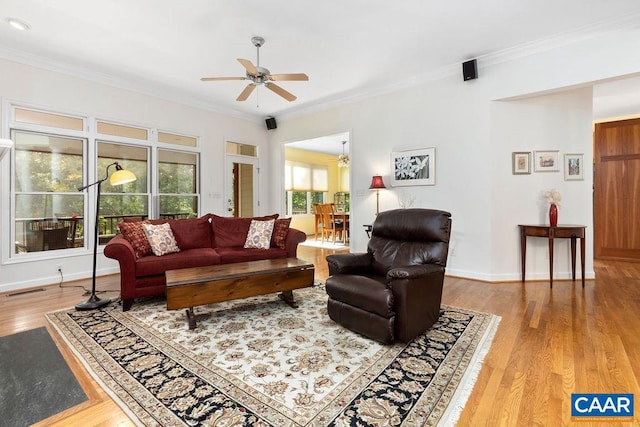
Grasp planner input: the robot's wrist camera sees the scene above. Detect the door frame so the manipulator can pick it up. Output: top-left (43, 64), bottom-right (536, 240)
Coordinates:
top-left (224, 154), bottom-right (259, 217)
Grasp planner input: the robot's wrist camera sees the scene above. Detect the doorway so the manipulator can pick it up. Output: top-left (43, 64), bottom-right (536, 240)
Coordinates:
top-left (284, 132), bottom-right (351, 244)
top-left (225, 142), bottom-right (259, 218)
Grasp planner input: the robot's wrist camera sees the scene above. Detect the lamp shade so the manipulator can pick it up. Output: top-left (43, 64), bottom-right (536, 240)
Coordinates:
top-left (369, 175), bottom-right (386, 190)
top-left (110, 165), bottom-right (136, 186)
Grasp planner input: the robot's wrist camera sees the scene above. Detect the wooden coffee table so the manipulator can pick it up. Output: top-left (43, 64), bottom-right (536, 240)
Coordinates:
top-left (165, 258), bottom-right (315, 329)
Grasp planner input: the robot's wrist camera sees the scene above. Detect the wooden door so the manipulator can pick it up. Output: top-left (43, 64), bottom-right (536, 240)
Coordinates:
top-left (594, 118), bottom-right (640, 260)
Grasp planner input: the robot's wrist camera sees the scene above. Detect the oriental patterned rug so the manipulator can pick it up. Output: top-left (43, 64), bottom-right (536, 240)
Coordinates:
top-left (46, 285), bottom-right (499, 426)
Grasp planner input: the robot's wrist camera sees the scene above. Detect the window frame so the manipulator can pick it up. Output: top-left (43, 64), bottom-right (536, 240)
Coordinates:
top-left (4, 102), bottom-right (201, 262)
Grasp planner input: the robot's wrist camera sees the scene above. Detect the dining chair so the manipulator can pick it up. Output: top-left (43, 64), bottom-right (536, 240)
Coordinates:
top-left (317, 203), bottom-right (345, 244)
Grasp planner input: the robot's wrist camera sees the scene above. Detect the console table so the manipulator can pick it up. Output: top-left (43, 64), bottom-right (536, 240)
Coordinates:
top-left (519, 224), bottom-right (586, 288)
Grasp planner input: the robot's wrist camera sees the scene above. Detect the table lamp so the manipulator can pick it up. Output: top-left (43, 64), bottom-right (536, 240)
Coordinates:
top-left (369, 175), bottom-right (386, 215)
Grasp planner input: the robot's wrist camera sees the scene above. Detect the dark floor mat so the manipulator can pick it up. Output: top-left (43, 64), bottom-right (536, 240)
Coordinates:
top-left (0, 327), bottom-right (87, 427)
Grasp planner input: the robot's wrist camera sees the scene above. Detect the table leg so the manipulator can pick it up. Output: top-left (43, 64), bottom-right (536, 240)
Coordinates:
top-left (520, 228), bottom-right (526, 283)
top-left (548, 236), bottom-right (554, 288)
top-left (185, 308), bottom-right (211, 330)
top-left (580, 237), bottom-right (586, 287)
top-left (278, 290), bottom-right (299, 308)
top-left (186, 308), bottom-right (197, 330)
top-left (570, 236), bottom-right (577, 281)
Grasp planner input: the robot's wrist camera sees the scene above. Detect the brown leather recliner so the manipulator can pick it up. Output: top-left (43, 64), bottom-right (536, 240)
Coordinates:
top-left (325, 208), bottom-right (452, 344)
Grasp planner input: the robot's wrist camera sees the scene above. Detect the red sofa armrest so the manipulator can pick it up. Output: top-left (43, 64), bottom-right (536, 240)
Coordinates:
top-left (285, 227), bottom-right (306, 258)
top-left (103, 234), bottom-right (137, 300)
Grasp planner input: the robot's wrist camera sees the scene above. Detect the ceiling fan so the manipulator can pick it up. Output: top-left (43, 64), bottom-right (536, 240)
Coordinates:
top-left (201, 36), bottom-right (309, 102)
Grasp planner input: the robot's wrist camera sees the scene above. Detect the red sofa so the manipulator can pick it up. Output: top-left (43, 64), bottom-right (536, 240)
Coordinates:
top-left (104, 214), bottom-right (306, 311)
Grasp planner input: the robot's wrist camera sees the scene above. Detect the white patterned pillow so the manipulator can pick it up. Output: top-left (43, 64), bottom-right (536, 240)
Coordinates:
top-left (141, 222), bottom-right (181, 256)
top-left (244, 219), bottom-right (275, 249)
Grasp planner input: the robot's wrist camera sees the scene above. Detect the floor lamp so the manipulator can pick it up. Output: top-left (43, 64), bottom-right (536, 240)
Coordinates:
top-left (369, 175), bottom-right (386, 215)
top-left (76, 162), bottom-right (136, 311)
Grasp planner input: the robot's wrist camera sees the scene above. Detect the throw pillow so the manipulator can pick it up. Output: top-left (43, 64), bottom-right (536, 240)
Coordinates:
top-left (271, 217), bottom-right (291, 250)
top-left (211, 214), bottom-right (279, 247)
top-left (142, 222), bottom-right (181, 256)
top-left (118, 221), bottom-right (152, 259)
top-left (244, 219), bottom-right (275, 249)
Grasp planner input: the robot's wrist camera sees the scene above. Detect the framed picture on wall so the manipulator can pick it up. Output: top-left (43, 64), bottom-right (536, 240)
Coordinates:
top-left (564, 153), bottom-right (584, 180)
top-left (533, 150), bottom-right (559, 172)
top-left (512, 152), bottom-right (531, 174)
top-left (391, 148), bottom-right (435, 186)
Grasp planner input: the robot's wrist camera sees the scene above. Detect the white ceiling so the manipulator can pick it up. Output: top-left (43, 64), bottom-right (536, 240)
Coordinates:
top-left (1, 0), bottom-right (640, 132)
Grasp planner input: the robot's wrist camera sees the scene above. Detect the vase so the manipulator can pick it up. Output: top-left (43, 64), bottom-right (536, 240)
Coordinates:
top-left (549, 203), bottom-right (558, 227)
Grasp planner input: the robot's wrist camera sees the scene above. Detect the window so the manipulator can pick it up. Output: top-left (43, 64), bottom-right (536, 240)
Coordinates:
top-left (13, 130), bottom-right (85, 253)
top-left (96, 142), bottom-right (149, 242)
top-left (284, 161), bottom-right (327, 215)
top-left (8, 104), bottom-right (201, 258)
top-left (158, 149), bottom-right (199, 219)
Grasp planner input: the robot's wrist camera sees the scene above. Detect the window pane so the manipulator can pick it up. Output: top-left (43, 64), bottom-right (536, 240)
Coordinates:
top-left (226, 141), bottom-right (257, 157)
top-left (97, 142), bottom-right (148, 243)
top-left (291, 192), bottom-right (308, 215)
top-left (99, 195), bottom-right (149, 242)
top-left (158, 150), bottom-right (197, 193)
top-left (15, 108), bottom-right (84, 131)
top-left (97, 121), bottom-right (148, 140)
top-left (311, 192), bottom-right (324, 205)
top-left (158, 131), bottom-right (197, 147)
top-left (14, 195), bottom-right (84, 252)
top-left (159, 196), bottom-right (197, 218)
top-left (14, 132), bottom-right (83, 192)
top-left (97, 142), bottom-right (148, 194)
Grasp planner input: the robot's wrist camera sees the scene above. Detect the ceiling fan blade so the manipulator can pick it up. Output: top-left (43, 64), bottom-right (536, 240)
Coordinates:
top-left (237, 58), bottom-right (258, 75)
top-left (269, 73), bottom-right (309, 81)
top-left (265, 82), bottom-right (297, 101)
top-left (236, 84), bottom-right (256, 101)
top-left (200, 76), bottom-right (247, 81)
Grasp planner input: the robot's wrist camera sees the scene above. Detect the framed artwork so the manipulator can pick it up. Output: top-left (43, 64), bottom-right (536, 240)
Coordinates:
top-left (564, 153), bottom-right (584, 181)
top-left (533, 150), bottom-right (560, 172)
top-left (391, 148), bottom-right (435, 186)
top-left (512, 152), bottom-right (531, 175)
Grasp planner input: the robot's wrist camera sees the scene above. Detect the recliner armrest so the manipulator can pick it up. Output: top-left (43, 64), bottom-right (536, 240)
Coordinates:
top-left (387, 264), bottom-right (444, 280)
top-left (326, 252), bottom-right (373, 275)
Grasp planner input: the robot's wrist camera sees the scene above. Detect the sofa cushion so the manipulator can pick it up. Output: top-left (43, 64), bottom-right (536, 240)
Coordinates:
top-left (215, 246), bottom-right (287, 264)
top-left (211, 214), bottom-right (279, 248)
top-left (142, 222), bottom-right (181, 256)
top-left (135, 248), bottom-right (221, 277)
top-left (168, 215), bottom-right (212, 250)
top-left (270, 218), bottom-right (291, 250)
top-left (244, 219), bottom-right (275, 249)
top-left (118, 221), bottom-right (152, 259)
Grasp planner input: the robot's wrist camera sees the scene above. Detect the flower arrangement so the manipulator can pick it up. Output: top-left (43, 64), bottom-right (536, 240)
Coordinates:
top-left (545, 188), bottom-right (562, 207)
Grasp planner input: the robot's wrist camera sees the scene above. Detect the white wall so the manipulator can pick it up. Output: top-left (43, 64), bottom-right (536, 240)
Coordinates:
top-left (0, 59), bottom-right (268, 293)
top-left (269, 30), bottom-right (640, 282)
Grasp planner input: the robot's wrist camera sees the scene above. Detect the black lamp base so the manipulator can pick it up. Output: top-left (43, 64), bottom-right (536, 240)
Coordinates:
top-left (75, 294), bottom-right (111, 311)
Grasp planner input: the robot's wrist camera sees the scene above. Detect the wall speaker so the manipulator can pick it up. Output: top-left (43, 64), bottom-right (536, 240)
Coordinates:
top-left (265, 117), bottom-right (277, 130)
top-left (462, 59), bottom-right (478, 81)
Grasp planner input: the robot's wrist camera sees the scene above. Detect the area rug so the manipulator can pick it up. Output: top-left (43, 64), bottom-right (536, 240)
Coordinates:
top-left (0, 327), bottom-right (87, 426)
top-left (46, 285), bottom-right (499, 426)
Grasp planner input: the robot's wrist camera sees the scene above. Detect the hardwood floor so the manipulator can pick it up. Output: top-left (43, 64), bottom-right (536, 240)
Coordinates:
top-left (1, 246), bottom-right (639, 426)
